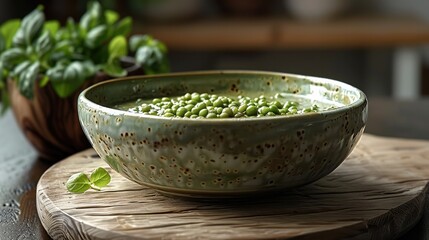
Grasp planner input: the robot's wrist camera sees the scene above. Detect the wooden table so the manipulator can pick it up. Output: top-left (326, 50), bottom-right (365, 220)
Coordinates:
top-left (1, 97), bottom-right (429, 239)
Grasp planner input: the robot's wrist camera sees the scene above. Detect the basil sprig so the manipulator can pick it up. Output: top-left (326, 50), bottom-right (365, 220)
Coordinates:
top-left (0, 1), bottom-right (169, 113)
top-left (66, 167), bottom-right (111, 193)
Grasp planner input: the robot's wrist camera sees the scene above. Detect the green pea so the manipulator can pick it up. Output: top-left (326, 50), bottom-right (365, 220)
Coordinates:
top-left (183, 93), bottom-right (191, 100)
top-left (272, 100), bottom-right (282, 109)
top-left (141, 104), bottom-right (151, 112)
top-left (192, 94), bottom-right (200, 102)
top-left (246, 105), bottom-right (257, 116)
top-left (204, 100), bottom-right (213, 106)
top-left (152, 98), bottom-right (161, 104)
top-left (229, 101), bottom-right (240, 107)
top-left (207, 113), bottom-right (217, 118)
top-left (238, 105), bottom-right (247, 112)
top-left (190, 114), bottom-right (199, 118)
top-left (162, 97), bottom-right (170, 102)
top-left (191, 107), bottom-right (200, 115)
top-left (186, 99), bottom-right (198, 105)
top-left (176, 107), bottom-right (187, 117)
top-left (266, 112), bottom-right (276, 116)
top-left (216, 107), bottom-right (223, 114)
top-left (235, 112), bottom-right (245, 118)
top-left (185, 104), bottom-right (194, 111)
top-left (184, 112), bottom-right (192, 118)
top-left (161, 104), bottom-right (171, 109)
top-left (199, 109), bottom-right (209, 117)
top-left (200, 93), bottom-right (209, 99)
top-left (258, 106), bottom-right (270, 115)
top-left (213, 99), bottom-right (223, 107)
top-left (258, 100), bottom-right (267, 106)
top-left (163, 112), bottom-right (174, 117)
top-left (231, 106), bottom-right (238, 115)
top-left (172, 105), bottom-right (179, 112)
top-left (288, 107), bottom-right (297, 114)
top-left (269, 105), bottom-right (280, 114)
top-left (195, 102), bottom-right (206, 110)
top-left (219, 113), bottom-right (229, 118)
top-left (164, 109), bottom-right (173, 114)
top-left (222, 108), bottom-right (233, 117)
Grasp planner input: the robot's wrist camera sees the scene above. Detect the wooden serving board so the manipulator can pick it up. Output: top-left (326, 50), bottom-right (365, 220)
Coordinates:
top-left (36, 134), bottom-right (429, 240)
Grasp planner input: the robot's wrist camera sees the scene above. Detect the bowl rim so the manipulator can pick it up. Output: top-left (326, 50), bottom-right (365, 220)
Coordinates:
top-left (78, 70), bottom-right (367, 124)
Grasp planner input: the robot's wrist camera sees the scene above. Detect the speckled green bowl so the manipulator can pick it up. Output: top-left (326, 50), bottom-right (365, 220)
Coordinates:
top-left (78, 70), bottom-right (367, 197)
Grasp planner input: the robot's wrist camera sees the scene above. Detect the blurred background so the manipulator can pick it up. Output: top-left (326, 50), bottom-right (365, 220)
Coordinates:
top-left (2, 0), bottom-right (429, 99)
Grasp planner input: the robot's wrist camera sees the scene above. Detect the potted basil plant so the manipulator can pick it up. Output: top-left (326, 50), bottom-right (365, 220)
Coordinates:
top-left (0, 2), bottom-right (169, 161)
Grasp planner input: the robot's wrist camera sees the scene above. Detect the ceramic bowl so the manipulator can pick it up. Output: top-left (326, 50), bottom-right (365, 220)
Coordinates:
top-left (78, 71), bottom-right (367, 197)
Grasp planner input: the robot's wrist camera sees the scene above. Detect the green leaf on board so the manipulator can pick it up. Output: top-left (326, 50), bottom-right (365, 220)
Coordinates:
top-left (66, 172), bottom-right (91, 194)
top-left (66, 167), bottom-right (111, 193)
top-left (90, 167), bottom-right (111, 189)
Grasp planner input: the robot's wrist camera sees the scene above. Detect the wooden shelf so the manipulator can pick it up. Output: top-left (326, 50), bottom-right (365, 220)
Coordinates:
top-left (134, 16), bottom-right (429, 50)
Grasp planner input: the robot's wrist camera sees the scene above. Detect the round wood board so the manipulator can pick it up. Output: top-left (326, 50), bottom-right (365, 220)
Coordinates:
top-left (36, 134), bottom-right (429, 240)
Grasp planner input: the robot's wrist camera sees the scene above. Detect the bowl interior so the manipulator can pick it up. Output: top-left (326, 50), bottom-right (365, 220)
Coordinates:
top-left (83, 71), bottom-right (364, 112)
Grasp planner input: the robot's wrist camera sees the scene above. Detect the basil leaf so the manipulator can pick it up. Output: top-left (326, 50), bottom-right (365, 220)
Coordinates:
top-left (103, 60), bottom-right (126, 77)
top-left (135, 45), bottom-right (169, 74)
top-left (12, 28), bottom-right (25, 47)
top-left (85, 25), bottom-right (108, 49)
top-left (20, 6), bottom-right (45, 45)
top-left (1, 19), bottom-right (20, 48)
top-left (46, 62), bottom-right (65, 83)
top-left (18, 61), bottom-right (39, 99)
top-left (113, 17), bottom-right (132, 37)
top-left (66, 18), bottom-right (79, 41)
top-left (129, 34), bottom-right (149, 52)
top-left (39, 75), bottom-right (49, 87)
top-left (43, 20), bottom-right (60, 36)
top-left (53, 40), bottom-right (73, 57)
top-left (0, 33), bottom-right (5, 53)
top-left (35, 31), bottom-right (54, 57)
top-left (66, 172), bottom-right (91, 194)
top-left (108, 36), bottom-right (127, 63)
top-left (131, 34), bottom-right (169, 74)
top-left (50, 61), bottom-right (87, 98)
top-left (0, 48), bottom-right (27, 68)
top-left (105, 10), bottom-right (119, 25)
top-left (79, 1), bottom-right (105, 33)
top-left (11, 60), bottom-right (31, 79)
top-left (0, 82), bottom-right (10, 115)
top-left (90, 167), bottom-right (111, 188)
top-left (81, 61), bottom-right (96, 77)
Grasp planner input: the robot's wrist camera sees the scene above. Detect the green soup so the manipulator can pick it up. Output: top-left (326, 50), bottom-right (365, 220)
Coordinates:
top-left (114, 92), bottom-right (341, 118)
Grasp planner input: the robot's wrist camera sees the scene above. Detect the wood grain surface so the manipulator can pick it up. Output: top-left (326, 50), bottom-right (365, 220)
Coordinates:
top-left (36, 134), bottom-right (429, 240)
